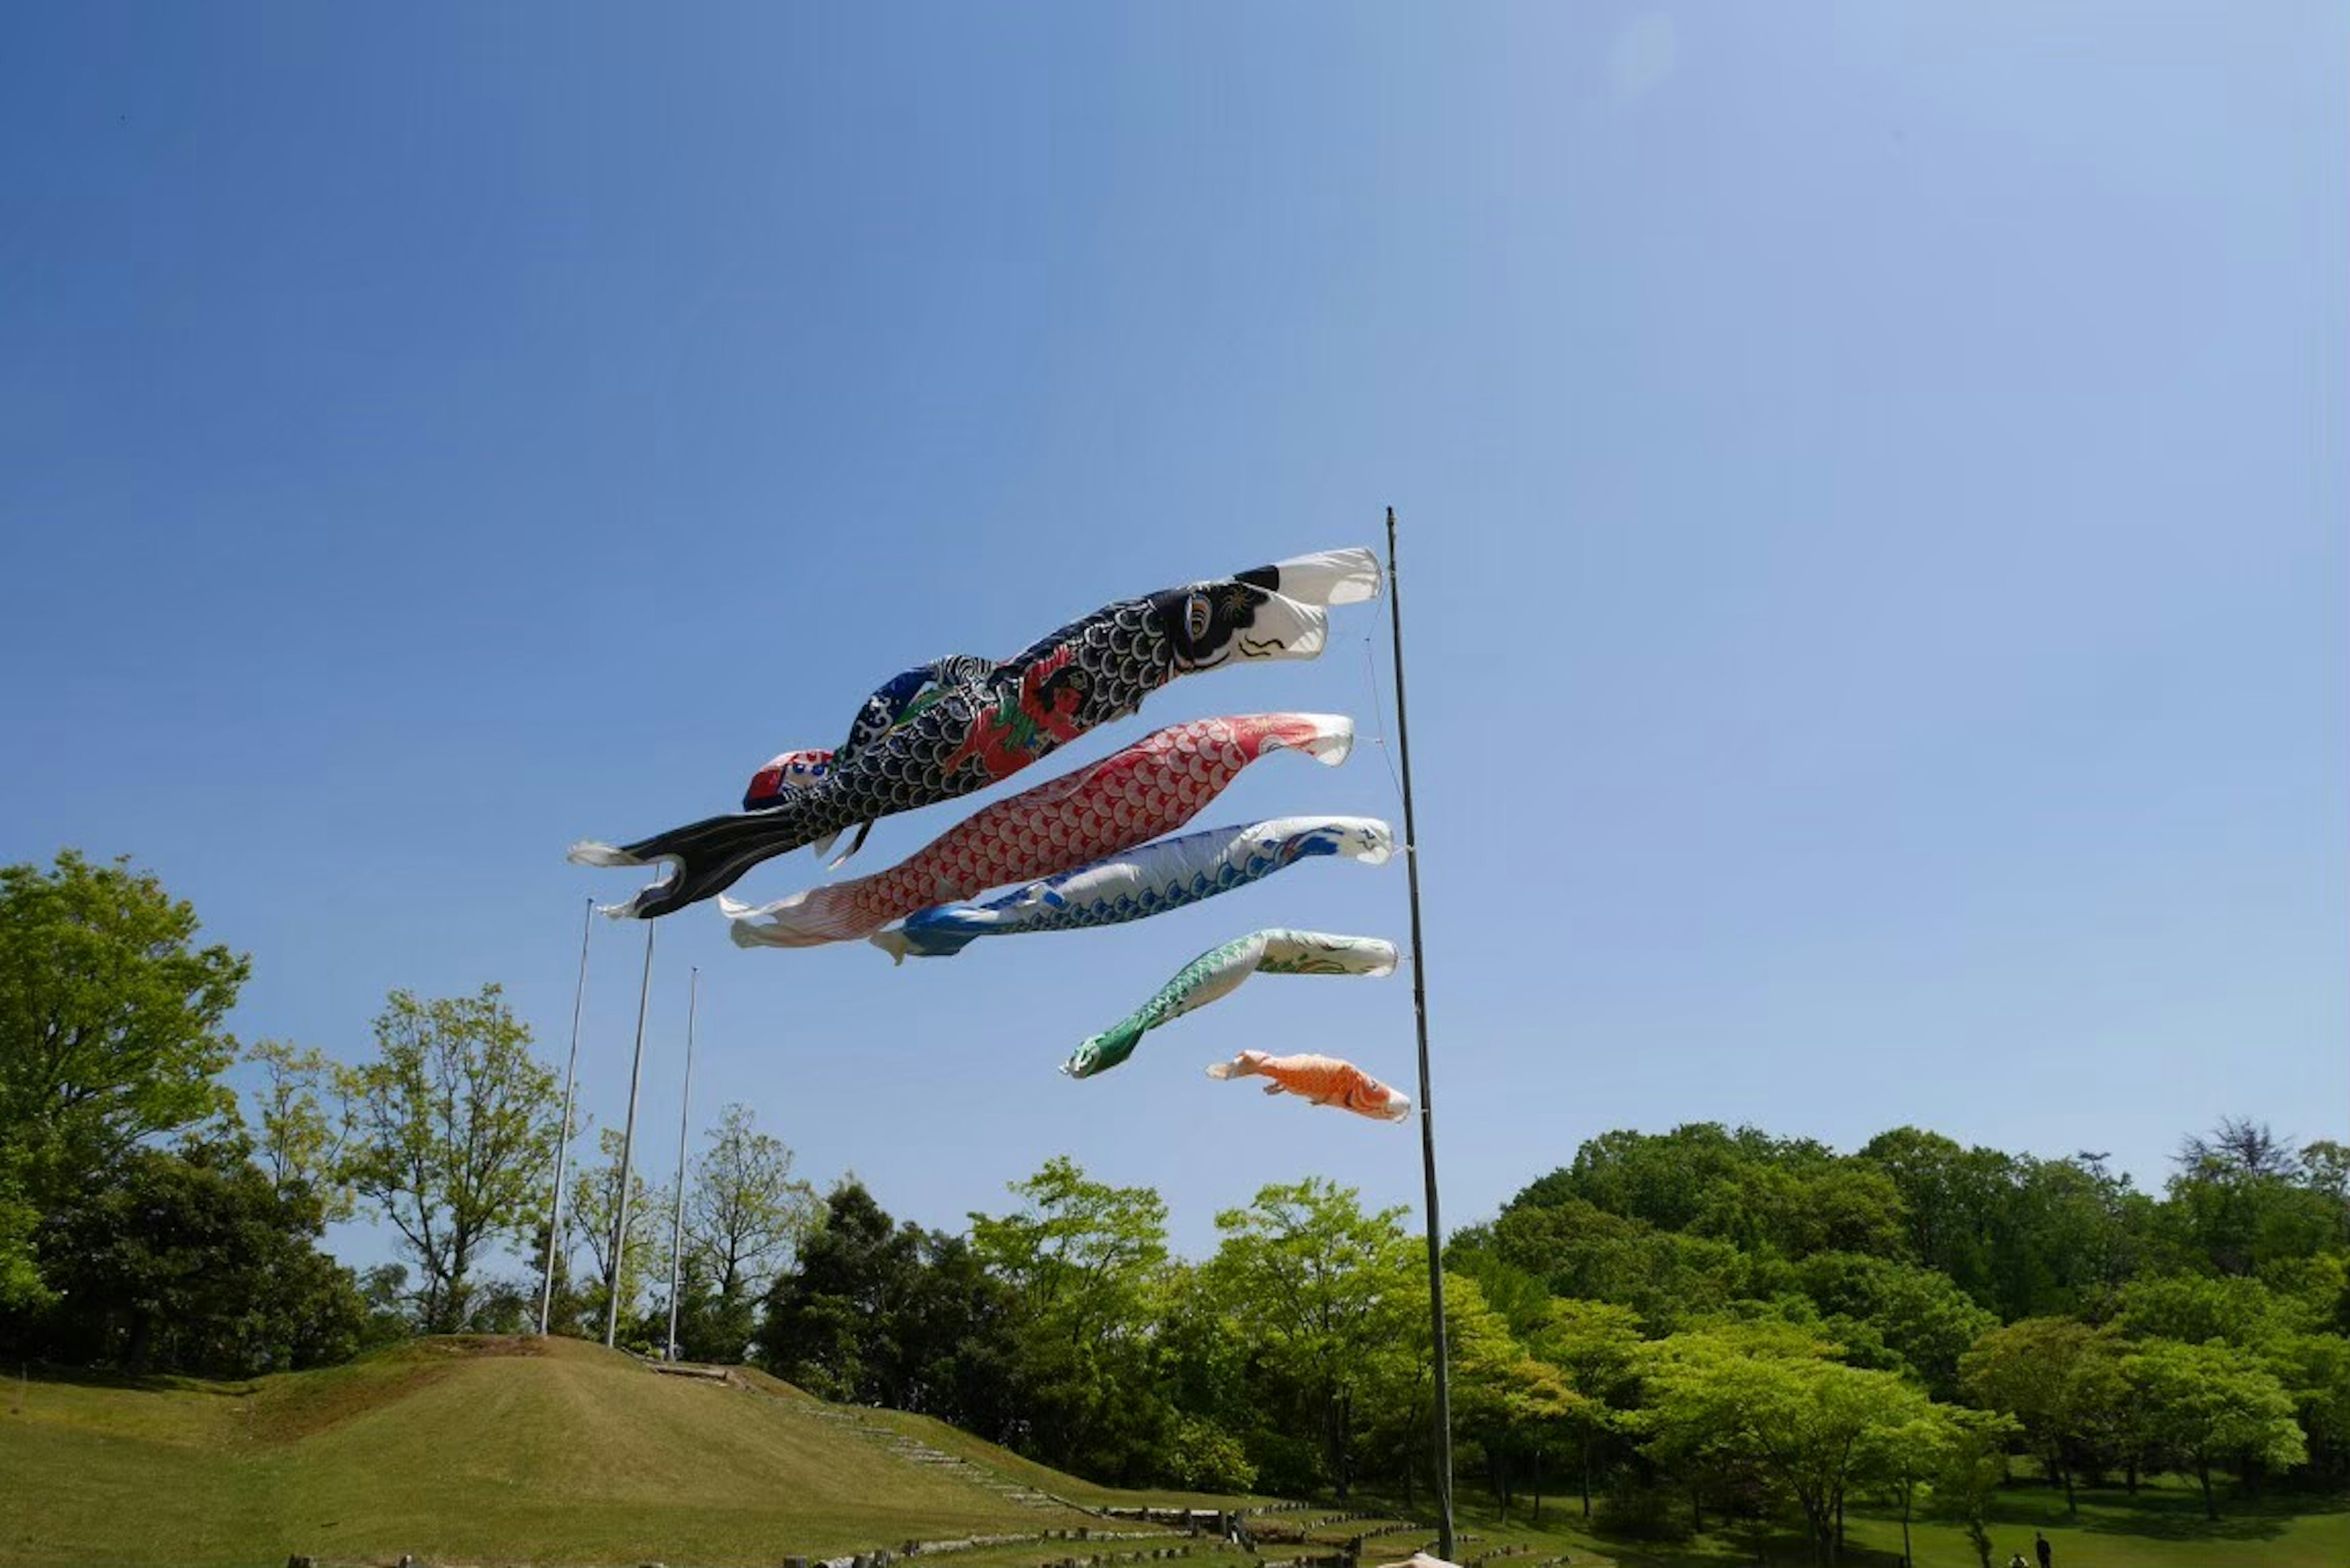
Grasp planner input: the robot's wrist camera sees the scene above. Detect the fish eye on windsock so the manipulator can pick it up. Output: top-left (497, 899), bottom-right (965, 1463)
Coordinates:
top-left (567, 548), bottom-right (1382, 920)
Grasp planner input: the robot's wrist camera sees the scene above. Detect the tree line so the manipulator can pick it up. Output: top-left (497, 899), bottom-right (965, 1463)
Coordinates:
top-left (0, 851), bottom-right (817, 1370)
top-left (753, 1126), bottom-right (2344, 1567)
top-left (4, 851), bottom-right (2346, 1568)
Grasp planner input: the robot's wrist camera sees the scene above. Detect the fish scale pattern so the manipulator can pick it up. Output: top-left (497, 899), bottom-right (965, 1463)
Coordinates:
top-left (570, 548), bottom-right (1378, 920)
top-left (725, 714), bottom-right (1354, 949)
top-left (880, 816), bottom-right (1392, 961)
top-left (1061, 928), bottom-right (1399, 1079)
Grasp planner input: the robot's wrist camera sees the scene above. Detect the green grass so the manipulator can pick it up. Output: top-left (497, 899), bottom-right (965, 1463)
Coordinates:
top-left (1393, 1473), bottom-right (2350, 1568)
top-left (7, 1345), bottom-right (2343, 1568)
top-left (855, 1405), bottom-right (1266, 1512)
top-left (1844, 1477), bottom-right (2350, 1568)
top-left (0, 1336), bottom-right (1120, 1568)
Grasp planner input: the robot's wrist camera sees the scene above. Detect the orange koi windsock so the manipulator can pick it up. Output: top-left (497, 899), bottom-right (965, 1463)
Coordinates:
top-left (1204, 1050), bottom-right (1412, 1124)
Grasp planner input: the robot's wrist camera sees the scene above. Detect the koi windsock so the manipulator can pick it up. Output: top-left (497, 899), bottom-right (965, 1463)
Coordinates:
top-left (722, 715), bottom-right (1356, 948)
top-left (871, 816), bottom-right (1393, 962)
top-left (569, 548), bottom-right (1381, 919)
top-left (1205, 1049), bottom-right (1412, 1124)
top-left (1060, 929), bottom-right (1399, 1080)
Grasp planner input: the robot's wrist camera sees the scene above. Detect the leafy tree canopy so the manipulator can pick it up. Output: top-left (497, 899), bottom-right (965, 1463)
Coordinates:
top-left (0, 851), bottom-right (247, 1191)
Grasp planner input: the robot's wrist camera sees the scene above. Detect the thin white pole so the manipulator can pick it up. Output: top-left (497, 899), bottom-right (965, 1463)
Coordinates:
top-left (665, 966), bottom-right (699, 1362)
top-left (1387, 506), bottom-right (1454, 1555)
top-left (537, 898), bottom-right (593, 1336)
top-left (605, 920), bottom-right (655, 1349)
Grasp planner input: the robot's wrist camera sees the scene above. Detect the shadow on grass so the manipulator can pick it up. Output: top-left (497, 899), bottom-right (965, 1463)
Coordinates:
top-left (11, 1360), bottom-right (256, 1398)
top-left (1986, 1478), bottom-right (2344, 1544)
top-left (1389, 1477), bottom-right (2350, 1568)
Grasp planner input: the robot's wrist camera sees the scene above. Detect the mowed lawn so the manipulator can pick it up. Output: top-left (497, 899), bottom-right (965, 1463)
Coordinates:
top-left (7, 1340), bottom-right (2344, 1568)
top-left (1412, 1474), bottom-right (2350, 1568)
top-left (855, 1406), bottom-right (1263, 1514)
top-left (1844, 1477), bottom-right (2350, 1568)
top-left (1, 1337), bottom-right (1100, 1568)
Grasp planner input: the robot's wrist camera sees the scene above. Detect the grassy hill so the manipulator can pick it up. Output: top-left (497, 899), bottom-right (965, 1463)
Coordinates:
top-left (0, 1336), bottom-right (1135, 1568)
top-left (7, 1337), bottom-right (2344, 1568)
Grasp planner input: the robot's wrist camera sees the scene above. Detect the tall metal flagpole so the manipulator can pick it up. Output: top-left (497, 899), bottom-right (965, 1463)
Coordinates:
top-left (605, 920), bottom-right (655, 1349)
top-left (1387, 506), bottom-right (1454, 1556)
top-left (537, 897), bottom-right (595, 1335)
top-left (665, 966), bottom-right (699, 1362)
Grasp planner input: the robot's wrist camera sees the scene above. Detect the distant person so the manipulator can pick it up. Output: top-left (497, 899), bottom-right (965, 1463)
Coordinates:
top-left (2035, 1531), bottom-right (2053, 1568)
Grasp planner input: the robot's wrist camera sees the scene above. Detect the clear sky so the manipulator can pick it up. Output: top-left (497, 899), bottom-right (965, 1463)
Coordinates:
top-left (4, 4), bottom-right (2343, 1264)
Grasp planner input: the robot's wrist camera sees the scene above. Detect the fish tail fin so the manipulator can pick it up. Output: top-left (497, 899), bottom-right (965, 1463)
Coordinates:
top-left (826, 821), bottom-right (875, 870)
top-left (574, 794), bottom-right (827, 920)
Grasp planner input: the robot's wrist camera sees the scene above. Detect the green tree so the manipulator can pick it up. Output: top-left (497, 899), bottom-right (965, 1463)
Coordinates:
top-left (2267, 1330), bottom-right (2350, 1482)
top-left (1521, 1122), bottom-right (1764, 1231)
top-left (685, 1102), bottom-right (817, 1355)
top-left (1162, 1413), bottom-right (1259, 1492)
top-left (756, 1179), bottom-right (920, 1402)
top-left (337, 986), bottom-right (560, 1334)
top-left (2300, 1138), bottom-right (2350, 1242)
top-left (2125, 1337), bottom-right (2307, 1519)
top-left (34, 1140), bottom-right (365, 1376)
top-left (0, 852), bottom-right (248, 1299)
top-left (1958, 1316), bottom-right (2126, 1514)
top-left (1527, 1297), bottom-right (1645, 1519)
top-left (1201, 1177), bottom-right (1414, 1498)
top-left (245, 1038), bottom-right (351, 1218)
top-left (971, 1155), bottom-right (1174, 1482)
top-left (1861, 1127), bottom-right (2015, 1307)
top-left (1856, 1406), bottom-right (1969, 1568)
top-left (1643, 1322), bottom-right (1938, 1566)
top-left (1996, 1153), bottom-right (2152, 1319)
top-left (1445, 1272), bottom-right (1570, 1520)
top-left (1158, 1264), bottom-right (1273, 1484)
top-left (2113, 1272), bottom-right (2288, 1351)
top-left (1357, 1264), bottom-right (1488, 1513)
top-left (1520, 1123), bottom-right (1908, 1263)
top-left (969, 1154), bottom-right (1169, 1331)
top-left (2163, 1120), bottom-right (2346, 1279)
top-left (1794, 1251), bottom-right (1997, 1398)
top-left (890, 1231), bottom-right (1026, 1434)
top-left (1486, 1198), bottom-right (1750, 1326)
top-left (0, 1171), bottom-right (40, 1312)
top-left (565, 1126), bottom-right (664, 1337)
top-left (356, 1262), bottom-right (417, 1345)
top-left (1925, 1408), bottom-right (2018, 1568)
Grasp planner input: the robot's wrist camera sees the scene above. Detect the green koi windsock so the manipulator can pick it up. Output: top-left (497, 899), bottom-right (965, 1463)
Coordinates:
top-left (1061, 929), bottom-right (1399, 1080)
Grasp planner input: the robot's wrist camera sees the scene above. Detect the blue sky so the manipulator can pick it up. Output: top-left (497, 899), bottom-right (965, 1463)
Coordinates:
top-left (4, 4), bottom-right (2343, 1264)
